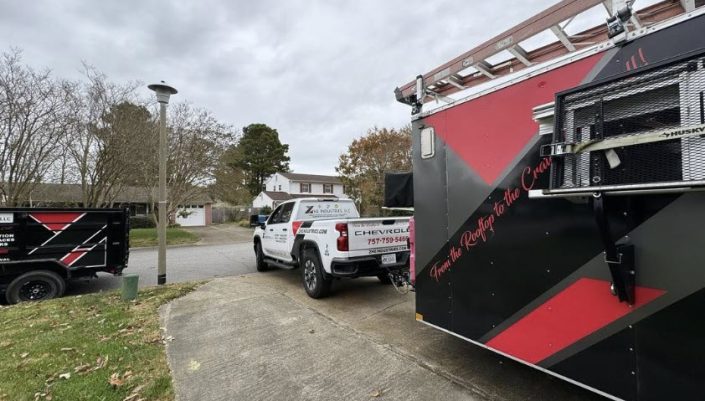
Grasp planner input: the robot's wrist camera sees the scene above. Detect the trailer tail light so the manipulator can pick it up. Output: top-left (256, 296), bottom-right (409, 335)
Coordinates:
top-left (335, 223), bottom-right (348, 251)
top-left (292, 221), bottom-right (303, 235)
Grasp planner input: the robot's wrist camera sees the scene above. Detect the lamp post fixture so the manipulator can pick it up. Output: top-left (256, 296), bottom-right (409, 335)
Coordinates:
top-left (148, 81), bottom-right (178, 285)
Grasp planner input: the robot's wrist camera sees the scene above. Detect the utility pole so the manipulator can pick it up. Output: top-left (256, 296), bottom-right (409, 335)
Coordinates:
top-left (147, 81), bottom-right (178, 285)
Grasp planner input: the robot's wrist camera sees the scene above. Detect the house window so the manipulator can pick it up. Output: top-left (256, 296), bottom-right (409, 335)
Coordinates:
top-left (323, 184), bottom-right (333, 194)
top-left (278, 185), bottom-right (282, 191)
top-left (301, 183), bottom-right (311, 193)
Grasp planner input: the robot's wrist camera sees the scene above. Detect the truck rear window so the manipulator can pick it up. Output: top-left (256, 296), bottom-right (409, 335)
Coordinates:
top-left (296, 201), bottom-right (359, 220)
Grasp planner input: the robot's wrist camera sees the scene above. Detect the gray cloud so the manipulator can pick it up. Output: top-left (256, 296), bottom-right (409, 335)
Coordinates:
top-left (0, 0), bottom-right (562, 174)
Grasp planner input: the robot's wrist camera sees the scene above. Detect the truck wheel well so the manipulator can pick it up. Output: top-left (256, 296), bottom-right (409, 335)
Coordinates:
top-left (1, 261), bottom-right (70, 283)
top-left (298, 241), bottom-right (321, 263)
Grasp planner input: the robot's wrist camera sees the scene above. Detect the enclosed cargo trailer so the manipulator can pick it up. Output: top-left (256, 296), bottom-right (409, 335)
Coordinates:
top-left (396, 1), bottom-right (705, 400)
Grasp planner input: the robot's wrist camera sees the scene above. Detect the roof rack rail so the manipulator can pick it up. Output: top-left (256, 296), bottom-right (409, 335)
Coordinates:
top-left (395, 0), bottom-right (697, 109)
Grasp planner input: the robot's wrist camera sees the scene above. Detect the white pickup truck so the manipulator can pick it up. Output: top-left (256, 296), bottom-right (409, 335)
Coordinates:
top-left (253, 198), bottom-right (410, 298)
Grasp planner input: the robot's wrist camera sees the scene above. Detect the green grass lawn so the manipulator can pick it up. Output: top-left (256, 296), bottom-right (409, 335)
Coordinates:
top-left (0, 282), bottom-right (200, 401)
top-left (130, 228), bottom-right (199, 248)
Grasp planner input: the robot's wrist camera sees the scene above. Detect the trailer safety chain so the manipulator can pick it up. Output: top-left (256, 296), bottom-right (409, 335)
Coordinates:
top-left (592, 193), bottom-right (636, 305)
top-left (384, 266), bottom-right (413, 295)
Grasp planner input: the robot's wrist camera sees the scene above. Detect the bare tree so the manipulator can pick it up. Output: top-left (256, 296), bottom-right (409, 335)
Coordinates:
top-left (63, 66), bottom-right (151, 207)
top-left (0, 49), bottom-right (73, 206)
top-left (138, 102), bottom-right (236, 223)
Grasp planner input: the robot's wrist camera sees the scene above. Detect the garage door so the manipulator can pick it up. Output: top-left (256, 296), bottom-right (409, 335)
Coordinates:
top-left (176, 205), bottom-right (206, 227)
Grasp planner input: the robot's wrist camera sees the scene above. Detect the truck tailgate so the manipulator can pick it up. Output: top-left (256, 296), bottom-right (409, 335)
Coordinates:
top-left (347, 218), bottom-right (410, 255)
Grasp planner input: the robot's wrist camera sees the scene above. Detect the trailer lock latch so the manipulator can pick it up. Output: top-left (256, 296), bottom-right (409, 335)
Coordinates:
top-left (593, 193), bottom-right (635, 305)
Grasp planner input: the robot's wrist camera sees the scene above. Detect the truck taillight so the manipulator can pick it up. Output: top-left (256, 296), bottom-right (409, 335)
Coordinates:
top-left (292, 221), bottom-right (303, 235)
top-left (335, 223), bottom-right (348, 252)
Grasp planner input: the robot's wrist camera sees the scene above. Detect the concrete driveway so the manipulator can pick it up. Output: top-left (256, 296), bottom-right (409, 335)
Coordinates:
top-left (161, 271), bottom-right (604, 401)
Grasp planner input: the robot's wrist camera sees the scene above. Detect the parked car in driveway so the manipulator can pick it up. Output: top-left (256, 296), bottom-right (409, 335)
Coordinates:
top-left (253, 198), bottom-right (410, 298)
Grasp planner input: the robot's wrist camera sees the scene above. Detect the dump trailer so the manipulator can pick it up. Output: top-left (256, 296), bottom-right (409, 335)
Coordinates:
top-left (0, 208), bottom-right (129, 303)
top-left (395, 1), bottom-right (705, 400)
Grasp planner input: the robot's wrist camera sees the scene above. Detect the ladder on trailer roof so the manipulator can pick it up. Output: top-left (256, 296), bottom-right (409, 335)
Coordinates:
top-left (395, 0), bottom-right (701, 111)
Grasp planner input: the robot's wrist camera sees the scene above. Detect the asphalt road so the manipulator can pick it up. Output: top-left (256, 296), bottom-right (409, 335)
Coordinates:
top-left (66, 242), bottom-right (257, 296)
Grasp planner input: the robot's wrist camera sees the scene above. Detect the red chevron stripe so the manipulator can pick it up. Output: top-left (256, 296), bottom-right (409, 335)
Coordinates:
top-left (30, 212), bottom-right (84, 232)
top-left (61, 249), bottom-right (90, 266)
top-left (486, 278), bottom-right (665, 364)
top-left (425, 54), bottom-right (601, 185)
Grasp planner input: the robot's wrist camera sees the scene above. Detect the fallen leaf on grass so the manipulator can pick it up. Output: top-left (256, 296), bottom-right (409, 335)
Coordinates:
top-left (58, 373), bottom-right (70, 380)
top-left (127, 385), bottom-right (145, 397)
top-left (20, 352), bottom-right (29, 359)
top-left (94, 356), bottom-right (108, 370)
top-left (74, 363), bottom-right (91, 373)
top-left (60, 348), bottom-right (74, 352)
top-left (109, 372), bottom-right (124, 387)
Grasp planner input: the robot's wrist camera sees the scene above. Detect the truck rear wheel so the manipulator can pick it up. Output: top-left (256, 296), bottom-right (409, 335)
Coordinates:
top-left (5, 270), bottom-right (66, 304)
top-left (301, 249), bottom-right (331, 298)
top-left (255, 242), bottom-right (269, 272)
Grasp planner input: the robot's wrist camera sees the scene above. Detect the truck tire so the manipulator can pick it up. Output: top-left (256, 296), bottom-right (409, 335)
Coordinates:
top-left (301, 249), bottom-right (332, 298)
top-left (255, 242), bottom-right (269, 272)
top-left (5, 270), bottom-right (66, 304)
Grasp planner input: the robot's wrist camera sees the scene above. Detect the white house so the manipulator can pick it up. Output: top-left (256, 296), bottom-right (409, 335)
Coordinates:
top-left (252, 172), bottom-right (348, 209)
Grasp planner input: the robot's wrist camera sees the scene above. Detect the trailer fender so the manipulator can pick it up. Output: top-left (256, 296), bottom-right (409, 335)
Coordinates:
top-left (0, 259), bottom-right (72, 282)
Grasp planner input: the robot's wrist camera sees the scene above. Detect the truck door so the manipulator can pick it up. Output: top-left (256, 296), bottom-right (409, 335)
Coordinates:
top-left (263, 202), bottom-right (295, 262)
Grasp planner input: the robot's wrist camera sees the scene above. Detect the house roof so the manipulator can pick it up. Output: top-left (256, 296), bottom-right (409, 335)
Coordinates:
top-left (24, 183), bottom-right (212, 205)
top-left (279, 173), bottom-right (342, 184)
top-left (263, 191), bottom-right (294, 201)
top-left (262, 191), bottom-right (338, 201)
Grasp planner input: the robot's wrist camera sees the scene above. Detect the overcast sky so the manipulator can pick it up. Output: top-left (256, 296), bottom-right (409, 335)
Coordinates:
top-left (0, 0), bottom-right (633, 175)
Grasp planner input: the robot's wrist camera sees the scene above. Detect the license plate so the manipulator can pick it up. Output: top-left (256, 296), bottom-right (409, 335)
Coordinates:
top-left (381, 253), bottom-right (396, 265)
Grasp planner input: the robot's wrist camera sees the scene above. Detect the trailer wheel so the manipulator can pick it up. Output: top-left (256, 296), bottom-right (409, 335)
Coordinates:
top-left (5, 270), bottom-right (66, 304)
top-left (301, 249), bottom-right (331, 298)
top-left (255, 242), bottom-right (269, 272)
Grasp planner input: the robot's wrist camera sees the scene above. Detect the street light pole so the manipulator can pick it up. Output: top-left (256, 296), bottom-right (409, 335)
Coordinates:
top-left (148, 81), bottom-right (178, 285)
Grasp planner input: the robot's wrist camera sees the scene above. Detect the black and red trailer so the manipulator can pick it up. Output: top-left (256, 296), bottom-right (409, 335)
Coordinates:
top-left (395, 1), bottom-right (705, 400)
top-left (0, 208), bottom-right (129, 304)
